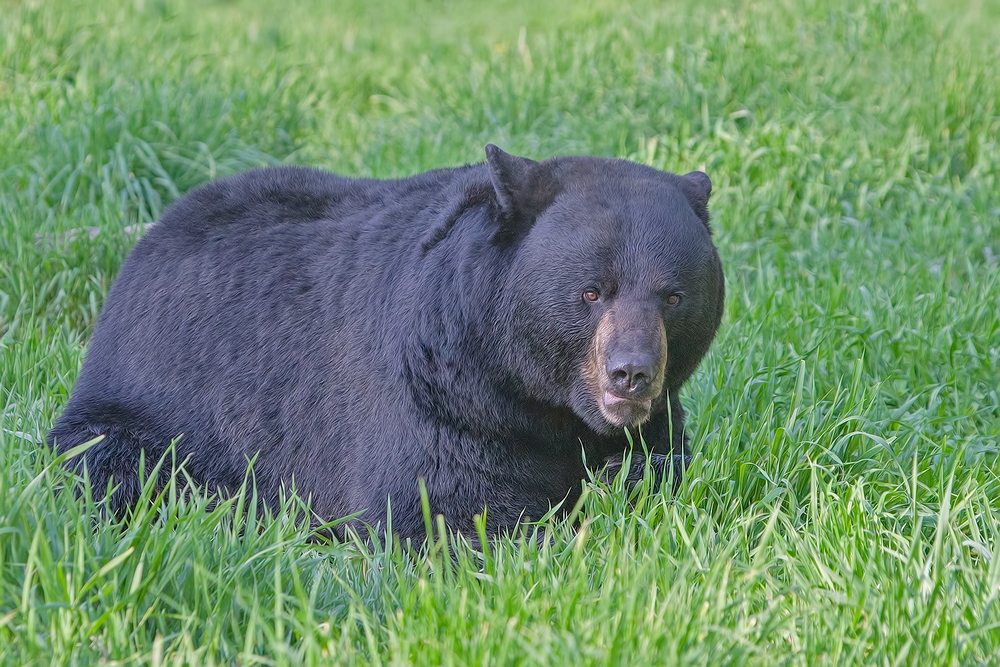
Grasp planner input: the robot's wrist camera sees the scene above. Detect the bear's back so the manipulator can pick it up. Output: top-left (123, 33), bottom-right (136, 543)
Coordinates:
top-left (146, 165), bottom-right (461, 248)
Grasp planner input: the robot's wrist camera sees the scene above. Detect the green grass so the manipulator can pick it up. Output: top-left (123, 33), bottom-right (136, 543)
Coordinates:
top-left (2, 0), bottom-right (999, 663)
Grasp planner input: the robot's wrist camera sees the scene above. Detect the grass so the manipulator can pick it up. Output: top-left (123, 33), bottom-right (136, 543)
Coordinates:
top-left (1, 0), bottom-right (999, 663)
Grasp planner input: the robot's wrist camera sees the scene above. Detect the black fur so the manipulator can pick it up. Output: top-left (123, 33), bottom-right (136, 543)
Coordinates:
top-left (49, 146), bottom-right (725, 540)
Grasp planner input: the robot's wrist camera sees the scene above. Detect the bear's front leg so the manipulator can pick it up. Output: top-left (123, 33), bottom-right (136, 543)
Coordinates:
top-left (600, 388), bottom-right (691, 492)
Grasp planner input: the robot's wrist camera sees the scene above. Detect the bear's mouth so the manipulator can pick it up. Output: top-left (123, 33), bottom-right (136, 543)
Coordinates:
top-left (600, 390), bottom-right (654, 426)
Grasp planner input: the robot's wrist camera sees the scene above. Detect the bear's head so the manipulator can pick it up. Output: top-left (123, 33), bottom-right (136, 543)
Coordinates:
top-left (485, 145), bottom-right (724, 436)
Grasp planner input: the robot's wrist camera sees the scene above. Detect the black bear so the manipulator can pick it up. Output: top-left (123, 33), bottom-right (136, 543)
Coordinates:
top-left (48, 145), bottom-right (725, 540)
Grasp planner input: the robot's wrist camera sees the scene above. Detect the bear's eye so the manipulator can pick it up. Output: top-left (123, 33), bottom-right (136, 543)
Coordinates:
top-left (582, 288), bottom-right (601, 303)
top-left (665, 294), bottom-right (682, 307)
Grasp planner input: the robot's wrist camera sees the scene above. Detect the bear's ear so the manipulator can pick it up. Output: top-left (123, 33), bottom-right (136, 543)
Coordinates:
top-left (485, 144), bottom-right (558, 242)
top-left (679, 170), bottom-right (712, 227)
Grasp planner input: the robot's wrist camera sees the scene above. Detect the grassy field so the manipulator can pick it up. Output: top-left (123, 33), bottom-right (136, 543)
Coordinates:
top-left (2, 0), bottom-right (999, 663)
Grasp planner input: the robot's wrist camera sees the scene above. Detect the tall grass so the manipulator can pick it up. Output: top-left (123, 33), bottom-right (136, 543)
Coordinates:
top-left (2, 0), bottom-right (998, 663)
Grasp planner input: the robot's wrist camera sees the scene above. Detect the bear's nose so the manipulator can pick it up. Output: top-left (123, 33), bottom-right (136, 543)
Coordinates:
top-left (606, 352), bottom-right (656, 396)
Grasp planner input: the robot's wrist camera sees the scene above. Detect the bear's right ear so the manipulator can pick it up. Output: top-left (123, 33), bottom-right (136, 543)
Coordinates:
top-left (485, 144), bottom-right (558, 242)
top-left (679, 170), bottom-right (712, 228)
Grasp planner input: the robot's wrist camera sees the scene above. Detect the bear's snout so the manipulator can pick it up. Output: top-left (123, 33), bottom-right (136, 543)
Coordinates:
top-left (586, 303), bottom-right (667, 427)
top-left (606, 350), bottom-right (657, 397)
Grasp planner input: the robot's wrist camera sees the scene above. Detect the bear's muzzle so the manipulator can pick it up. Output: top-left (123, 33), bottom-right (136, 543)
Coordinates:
top-left (586, 303), bottom-right (667, 427)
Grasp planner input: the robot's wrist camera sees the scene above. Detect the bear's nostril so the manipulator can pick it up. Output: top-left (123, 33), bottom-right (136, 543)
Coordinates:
top-left (631, 372), bottom-right (649, 391)
top-left (611, 369), bottom-right (630, 385)
top-left (607, 359), bottom-right (655, 395)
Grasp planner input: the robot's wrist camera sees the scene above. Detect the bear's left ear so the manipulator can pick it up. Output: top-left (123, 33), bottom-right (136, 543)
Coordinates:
top-left (679, 170), bottom-right (712, 227)
top-left (485, 144), bottom-right (558, 242)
